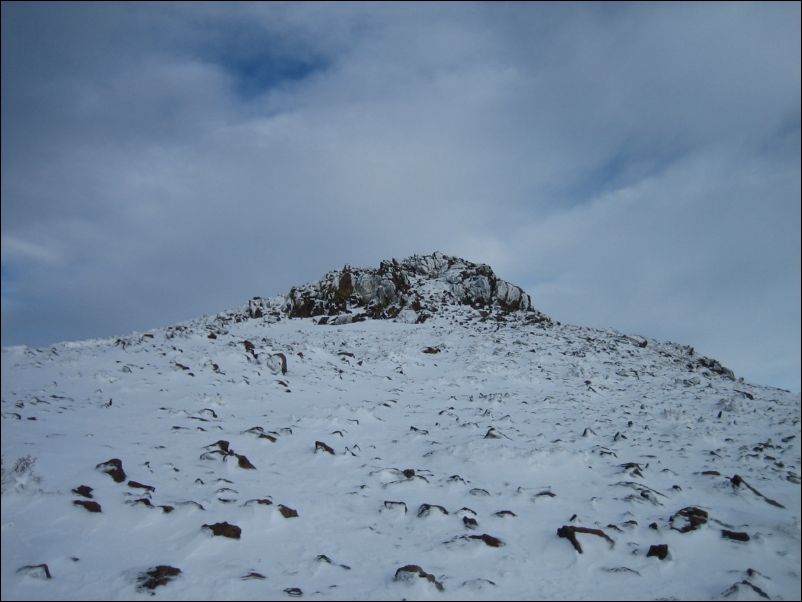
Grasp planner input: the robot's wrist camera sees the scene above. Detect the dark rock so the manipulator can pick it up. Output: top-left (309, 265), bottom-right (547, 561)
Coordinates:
top-left (466, 533), bottom-right (504, 547)
top-left (159, 505), bottom-right (175, 513)
top-left (137, 565), bottom-right (181, 590)
top-left (235, 453), bottom-right (256, 469)
top-left (394, 564), bottom-right (444, 592)
top-left (72, 485), bottom-right (93, 498)
top-left (383, 500), bottom-right (407, 513)
top-left (494, 510), bottom-right (517, 517)
top-left (721, 580), bottom-right (770, 600)
top-left (646, 544), bottom-right (669, 560)
top-left (128, 480), bottom-right (155, 492)
top-left (731, 474), bottom-right (785, 508)
top-left (241, 572), bottom-right (266, 580)
top-left (128, 497), bottom-right (153, 508)
top-left (96, 458), bottom-right (126, 483)
top-left (278, 504), bottom-right (299, 518)
top-left (463, 516), bottom-right (479, 529)
top-left (315, 441), bottom-right (335, 455)
top-left (721, 529), bottom-right (750, 542)
top-left (73, 500), bottom-right (102, 513)
top-left (557, 525), bottom-right (615, 553)
top-left (284, 587), bottom-right (303, 597)
top-left (243, 340), bottom-right (256, 355)
top-left (203, 522), bottom-right (241, 539)
top-left (669, 506), bottom-right (708, 533)
top-left (268, 353), bottom-right (288, 375)
top-left (417, 503), bottom-right (449, 517)
top-left (16, 564), bottom-right (52, 579)
top-left (402, 468), bottom-right (415, 479)
top-left (244, 498), bottom-right (274, 506)
top-left (422, 346), bottom-right (441, 354)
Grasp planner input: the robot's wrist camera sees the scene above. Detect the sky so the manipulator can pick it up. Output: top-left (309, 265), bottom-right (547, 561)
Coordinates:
top-left (1, 2), bottom-right (800, 392)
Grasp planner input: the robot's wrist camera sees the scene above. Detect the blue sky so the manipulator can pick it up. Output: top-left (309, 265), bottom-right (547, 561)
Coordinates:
top-left (2, 2), bottom-right (800, 391)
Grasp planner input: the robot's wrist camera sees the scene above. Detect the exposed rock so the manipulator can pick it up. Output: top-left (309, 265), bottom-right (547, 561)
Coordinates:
top-left (721, 530), bottom-right (750, 542)
top-left (315, 441), bottom-right (335, 455)
top-left (463, 516), bottom-right (479, 529)
top-left (278, 504), bottom-right (299, 518)
top-left (459, 533), bottom-right (504, 548)
top-left (557, 525), bottom-right (615, 553)
top-left (417, 503), bottom-right (449, 517)
top-left (203, 522), bottom-right (241, 539)
top-left (73, 500), bottom-right (102, 513)
top-left (284, 587), bottom-right (303, 597)
top-left (267, 353), bottom-right (288, 375)
top-left (669, 506), bottom-right (708, 533)
top-left (16, 564), bottom-right (51, 579)
top-left (241, 571), bottom-right (266, 580)
top-left (72, 485), bottom-right (93, 498)
top-left (283, 253), bottom-right (548, 324)
top-left (137, 565), bottom-right (181, 590)
top-left (646, 544), bottom-right (669, 560)
top-left (383, 500), bottom-right (407, 513)
top-left (731, 474), bottom-right (785, 508)
top-left (394, 564), bottom-right (444, 592)
top-left (128, 480), bottom-right (155, 492)
top-left (494, 510), bottom-right (517, 518)
top-left (244, 497), bottom-right (274, 507)
top-left (235, 453), bottom-right (256, 469)
top-left (402, 468), bottom-right (416, 479)
top-left (422, 346), bottom-right (441, 354)
top-left (721, 580), bottom-right (770, 600)
top-left (96, 458), bottom-right (126, 483)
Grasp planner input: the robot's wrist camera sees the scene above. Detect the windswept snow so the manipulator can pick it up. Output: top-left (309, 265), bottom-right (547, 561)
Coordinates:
top-left (2, 257), bottom-right (799, 601)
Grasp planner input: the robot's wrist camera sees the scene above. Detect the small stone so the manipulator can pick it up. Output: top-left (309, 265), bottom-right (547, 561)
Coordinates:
top-left (315, 441), bottom-right (335, 455)
top-left (16, 564), bottom-right (51, 579)
top-left (235, 453), bottom-right (256, 469)
top-left (203, 522), bottom-right (241, 539)
top-left (721, 530), bottom-right (750, 542)
top-left (96, 458), bottom-right (126, 483)
top-left (72, 485), bottom-right (93, 498)
top-left (137, 565), bottom-right (181, 590)
top-left (278, 504), bottom-right (299, 518)
top-left (284, 587), bottom-right (303, 597)
top-left (647, 544), bottom-right (669, 560)
top-left (128, 480), bottom-right (156, 492)
top-left (73, 500), bottom-right (102, 513)
top-left (394, 564), bottom-right (444, 591)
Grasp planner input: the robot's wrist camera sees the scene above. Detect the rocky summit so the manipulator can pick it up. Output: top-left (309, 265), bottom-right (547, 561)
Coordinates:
top-left (1, 253), bottom-right (799, 601)
top-left (243, 252), bottom-right (547, 326)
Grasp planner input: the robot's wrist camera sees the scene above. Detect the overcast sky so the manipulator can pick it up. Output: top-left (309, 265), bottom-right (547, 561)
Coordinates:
top-left (2, 2), bottom-right (800, 391)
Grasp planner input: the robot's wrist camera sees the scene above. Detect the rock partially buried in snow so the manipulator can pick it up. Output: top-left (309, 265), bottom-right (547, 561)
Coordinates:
top-left (96, 458), bottom-right (126, 483)
top-left (16, 564), bottom-right (52, 580)
top-left (669, 507), bottom-right (708, 533)
top-left (394, 564), bottom-right (444, 592)
top-left (137, 565), bottom-right (181, 591)
top-left (203, 522), bottom-right (241, 539)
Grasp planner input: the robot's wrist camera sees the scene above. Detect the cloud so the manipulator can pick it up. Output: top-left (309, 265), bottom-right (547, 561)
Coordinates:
top-left (1, 3), bottom-right (799, 390)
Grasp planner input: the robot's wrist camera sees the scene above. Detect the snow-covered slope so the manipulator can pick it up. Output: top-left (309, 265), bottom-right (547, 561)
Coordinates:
top-left (2, 253), bottom-right (799, 601)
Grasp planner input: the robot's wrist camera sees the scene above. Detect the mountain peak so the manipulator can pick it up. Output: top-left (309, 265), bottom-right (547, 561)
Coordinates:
top-left (276, 252), bottom-right (549, 326)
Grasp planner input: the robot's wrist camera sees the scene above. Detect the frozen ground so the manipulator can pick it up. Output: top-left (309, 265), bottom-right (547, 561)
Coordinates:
top-left (2, 268), bottom-right (800, 600)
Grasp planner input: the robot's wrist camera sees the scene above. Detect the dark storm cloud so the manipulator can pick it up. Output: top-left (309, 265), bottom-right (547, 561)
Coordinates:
top-left (2, 2), bottom-right (799, 390)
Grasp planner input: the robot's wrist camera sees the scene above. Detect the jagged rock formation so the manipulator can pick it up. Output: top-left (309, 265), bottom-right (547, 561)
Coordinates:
top-left (281, 252), bottom-right (549, 325)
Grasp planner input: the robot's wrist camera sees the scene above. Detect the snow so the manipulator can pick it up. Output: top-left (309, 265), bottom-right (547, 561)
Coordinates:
top-left (2, 296), bottom-right (800, 600)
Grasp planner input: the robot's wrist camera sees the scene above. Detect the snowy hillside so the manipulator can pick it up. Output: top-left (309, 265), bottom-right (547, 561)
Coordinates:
top-left (2, 253), bottom-right (799, 600)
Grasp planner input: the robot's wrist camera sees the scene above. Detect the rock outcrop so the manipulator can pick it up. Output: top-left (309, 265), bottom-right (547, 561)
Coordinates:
top-left (283, 252), bottom-right (549, 325)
